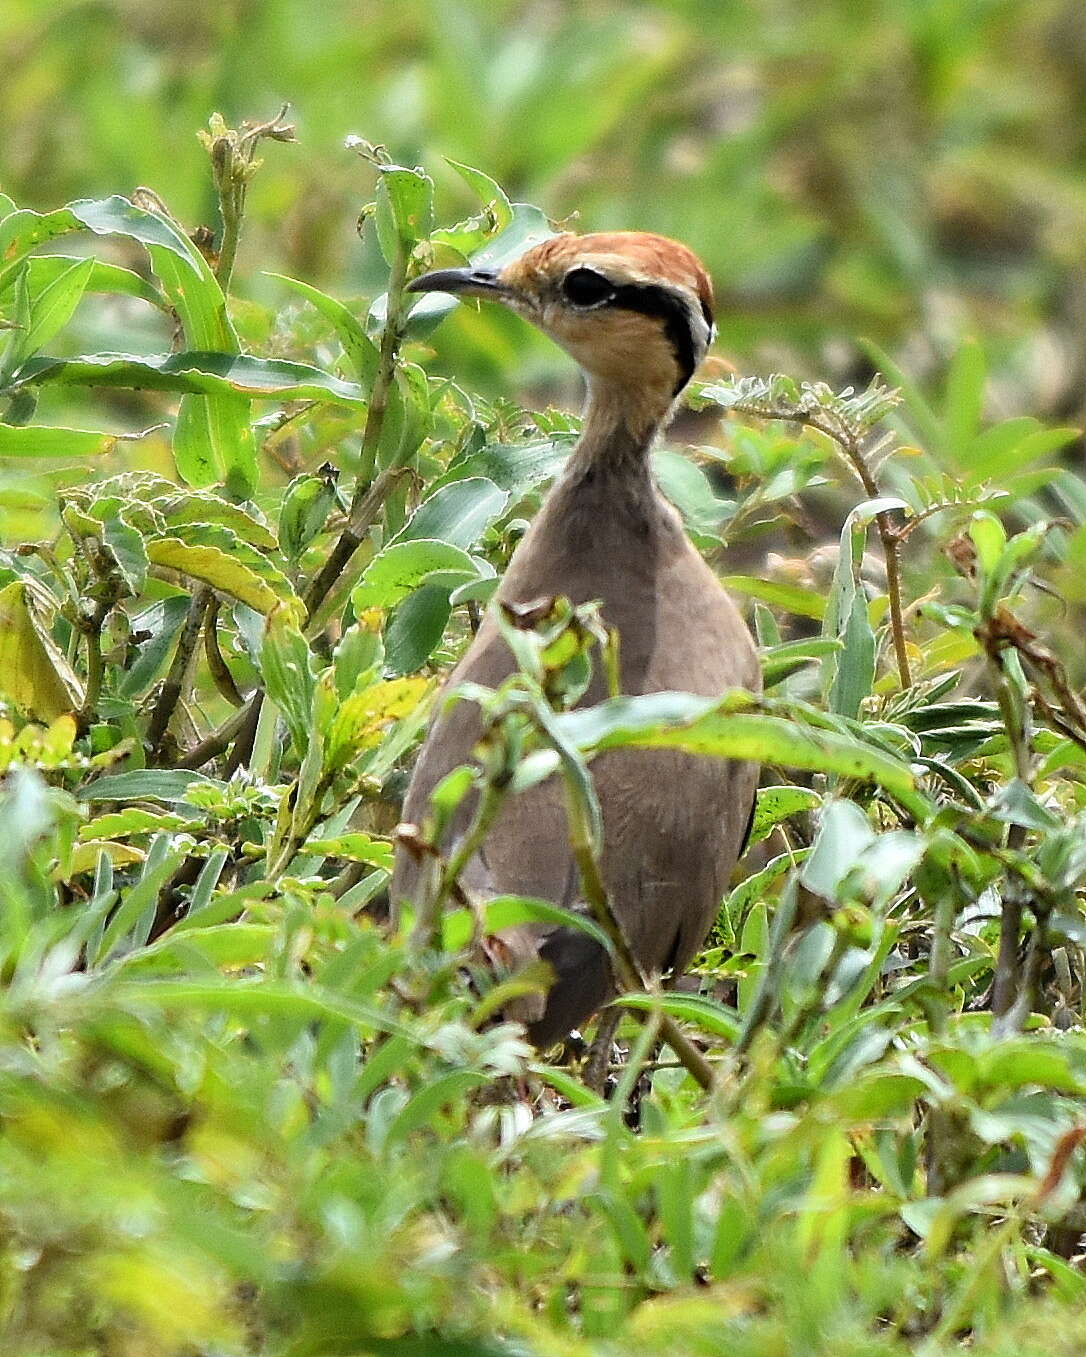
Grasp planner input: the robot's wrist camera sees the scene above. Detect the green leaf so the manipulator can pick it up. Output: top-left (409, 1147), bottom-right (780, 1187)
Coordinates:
top-left (117, 596), bottom-right (192, 699)
top-left (0, 422), bottom-right (133, 459)
top-left (722, 575), bottom-right (826, 619)
top-left (77, 770), bottom-right (222, 802)
top-left (98, 510), bottom-right (148, 596)
top-left (16, 351), bottom-right (366, 406)
top-left (266, 272), bottom-right (380, 389)
top-left (434, 436), bottom-right (572, 495)
top-left (375, 165), bottom-right (435, 264)
top-left (18, 254), bottom-right (166, 310)
top-left (384, 584), bottom-right (452, 675)
top-left (258, 612), bottom-right (317, 754)
top-left (442, 895), bottom-right (615, 955)
top-left (79, 808), bottom-right (188, 839)
top-left (304, 833), bottom-right (394, 869)
top-left (153, 490), bottom-right (279, 552)
top-left (7, 256), bottom-right (95, 371)
top-left (59, 194), bottom-right (256, 498)
top-left (830, 588), bottom-right (876, 719)
top-left (749, 785), bottom-right (821, 846)
top-left (945, 339), bottom-right (986, 461)
top-left (616, 991), bottom-right (740, 1040)
top-left (354, 539), bottom-right (480, 611)
top-left (444, 159), bottom-right (513, 231)
top-left (391, 477), bottom-right (508, 550)
top-left (968, 509), bottom-right (1007, 577)
top-left (652, 450), bottom-right (732, 535)
top-left (277, 469), bottom-right (339, 561)
top-left (554, 692), bottom-right (925, 812)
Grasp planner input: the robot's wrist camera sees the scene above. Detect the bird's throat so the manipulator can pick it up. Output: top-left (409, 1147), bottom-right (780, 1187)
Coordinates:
top-left (566, 375), bottom-right (674, 483)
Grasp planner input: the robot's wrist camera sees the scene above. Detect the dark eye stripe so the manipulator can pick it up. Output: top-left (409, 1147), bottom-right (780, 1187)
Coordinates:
top-left (610, 283), bottom-right (699, 395)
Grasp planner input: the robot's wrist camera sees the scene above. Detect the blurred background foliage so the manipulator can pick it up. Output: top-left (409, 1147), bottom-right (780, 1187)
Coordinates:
top-left (7, 0), bottom-right (1086, 421)
top-left (8, 4), bottom-right (1086, 1353)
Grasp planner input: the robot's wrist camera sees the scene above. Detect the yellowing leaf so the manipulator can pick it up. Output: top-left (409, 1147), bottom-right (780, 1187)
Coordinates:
top-left (146, 537), bottom-right (303, 619)
top-left (323, 676), bottom-right (428, 771)
top-left (0, 581), bottom-right (83, 720)
top-left (60, 839), bottom-right (145, 879)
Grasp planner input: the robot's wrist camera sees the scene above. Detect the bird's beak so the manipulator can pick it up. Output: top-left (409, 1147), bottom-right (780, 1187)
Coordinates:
top-left (406, 266), bottom-right (508, 300)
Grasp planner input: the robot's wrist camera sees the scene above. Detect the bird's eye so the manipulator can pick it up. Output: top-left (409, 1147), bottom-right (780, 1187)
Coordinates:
top-left (561, 267), bottom-right (615, 308)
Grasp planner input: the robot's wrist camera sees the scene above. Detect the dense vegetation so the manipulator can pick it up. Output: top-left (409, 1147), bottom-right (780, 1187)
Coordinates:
top-left (5, 2), bottom-right (1086, 1352)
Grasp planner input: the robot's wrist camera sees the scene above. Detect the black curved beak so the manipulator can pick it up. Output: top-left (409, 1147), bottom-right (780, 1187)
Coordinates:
top-left (406, 267), bottom-right (506, 299)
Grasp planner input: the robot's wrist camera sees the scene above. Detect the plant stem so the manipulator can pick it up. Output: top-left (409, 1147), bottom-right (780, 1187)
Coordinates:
top-left (554, 729), bottom-right (715, 1091)
top-left (414, 777), bottom-right (510, 951)
top-left (729, 398), bottom-right (912, 689)
top-left (148, 586), bottom-right (211, 756)
top-left (76, 593), bottom-right (115, 734)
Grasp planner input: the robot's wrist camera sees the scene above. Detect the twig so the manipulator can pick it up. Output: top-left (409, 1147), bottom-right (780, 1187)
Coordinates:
top-left (729, 398), bottom-right (913, 689)
top-left (551, 720), bottom-right (715, 1091)
top-left (178, 703), bottom-right (252, 769)
top-left (203, 597), bottom-right (245, 707)
top-left (147, 586), bottom-right (211, 756)
top-left (75, 592), bottom-right (116, 734)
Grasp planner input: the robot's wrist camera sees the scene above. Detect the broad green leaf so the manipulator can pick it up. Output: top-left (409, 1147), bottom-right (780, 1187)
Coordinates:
top-left (0, 580), bottom-right (83, 720)
top-left (277, 468), bottom-right (339, 561)
top-left (16, 351), bottom-right (365, 406)
top-left (152, 491), bottom-right (279, 552)
top-left (375, 164), bottom-right (435, 264)
top-left (762, 637), bottom-right (841, 688)
top-left (722, 575), bottom-right (826, 619)
top-left (8, 256), bottom-right (95, 369)
top-left (146, 535), bottom-right (301, 618)
top-left (149, 520), bottom-right (295, 601)
top-left (19, 254), bottom-right (166, 309)
top-left (77, 769), bottom-right (221, 802)
top-left (109, 977), bottom-right (413, 1040)
top-left (830, 588), bottom-right (876, 719)
top-left (116, 595), bottom-right (192, 699)
top-left (258, 611), bottom-right (317, 753)
top-left (749, 785), bottom-right (821, 846)
top-left (553, 692), bottom-right (925, 811)
top-left (945, 339), bottom-right (986, 461)
top-left (79, 808), bottom-right (188, 839)
top-left (0, 422), bottom-right (132, 459)
top-left (62, 839), bottom-right (144, 878)
top-left (353, 539), bottom-right (480, 610)
top-left (968, 509), bottom-right (1007, 577)
top-left (322, 676), bottom-right (428, 772)
top-left (391, 477), bottom-right (508, 549)
top-left (17, 194), bottom-right (258, 497)
top-left (98, 510), bottom-right (148, 596)
top-left (616, 991), bottom-right (740, 1040)
top-left (444, 158), bottom-right (513, 231)
top-left (303, 833), bottom-right (394, 869)
top-left (653, 450), bottom-right (732, 535)
top-left (434, 436), bottom-right (572, 495)
top-left (384, 583), bottom-right (452, 675)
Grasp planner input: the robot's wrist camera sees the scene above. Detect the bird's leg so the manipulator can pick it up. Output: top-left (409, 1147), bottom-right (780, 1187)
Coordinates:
top-left (582, 1006), bottom-right (622, 1095)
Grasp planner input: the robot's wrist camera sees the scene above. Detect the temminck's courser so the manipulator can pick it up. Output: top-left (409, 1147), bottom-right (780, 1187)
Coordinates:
top-left (393, 231), bottom-right (761, 1046)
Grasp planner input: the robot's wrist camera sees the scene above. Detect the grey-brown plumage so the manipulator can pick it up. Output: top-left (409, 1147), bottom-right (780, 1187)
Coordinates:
top-left (392, 231), bottom-right (760, 1046)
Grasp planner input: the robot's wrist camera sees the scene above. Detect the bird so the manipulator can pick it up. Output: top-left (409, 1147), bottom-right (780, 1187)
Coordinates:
top-left (392, 231), bottom-right (761, 1048)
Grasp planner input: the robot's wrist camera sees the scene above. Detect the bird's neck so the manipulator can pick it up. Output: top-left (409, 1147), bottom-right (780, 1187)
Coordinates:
top-left (564, 376), bottom-right (673, 484)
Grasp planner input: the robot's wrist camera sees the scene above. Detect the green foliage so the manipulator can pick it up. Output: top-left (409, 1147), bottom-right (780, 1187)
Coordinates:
top-left (3, 100), bottom-right (1086, 1355)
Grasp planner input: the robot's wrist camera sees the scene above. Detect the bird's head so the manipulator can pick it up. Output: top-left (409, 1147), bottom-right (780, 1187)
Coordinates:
top-left (407, 232), bottom-right (715, 425)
